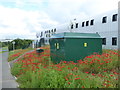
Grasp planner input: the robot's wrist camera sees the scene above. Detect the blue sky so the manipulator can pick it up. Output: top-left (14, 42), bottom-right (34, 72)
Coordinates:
top-left (0, 0), bottom-right (119, 39)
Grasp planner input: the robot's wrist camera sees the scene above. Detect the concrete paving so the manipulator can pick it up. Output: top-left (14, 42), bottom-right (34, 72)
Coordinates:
top-left (0, 48), bottom-right (19, 89)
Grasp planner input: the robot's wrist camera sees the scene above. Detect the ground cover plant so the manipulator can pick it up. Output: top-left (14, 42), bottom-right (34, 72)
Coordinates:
top-left (11, 45), bottom-right (119, 88)
top-left (8, 48), bottom-right (34, 62)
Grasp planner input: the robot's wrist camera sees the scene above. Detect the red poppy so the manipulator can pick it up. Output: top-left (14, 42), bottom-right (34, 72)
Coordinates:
top-left (110, 75), bottom-right (114, 77)
top-left (100, 63), bottom-right (104, 65)
top-left (92, 73), bottom-right (95, 76)
top-left (106, 61), bottom-right (109, 63)
top-left (68, 82), bottom-right (71, 84)
top-left (85, 72), bottom-right (89, 74)
top-left (75, 78), bottom-right (80, 80)
top-left (64, 77), bottom-right (68, 81)
top-left (68, 73), bottom-right (73, 75)
top-left (90, 62), bottom-right (93, 64)
top-left (63, 61), bottom-right (67, 63)
top-left (68, 67), bottom-right (70, 69)
top-left (86, 56), bottom-right (93, 58)
top-left (113, 72), bottom-right (118, 74)
top-left (82, 86), bottom-right (84, 88)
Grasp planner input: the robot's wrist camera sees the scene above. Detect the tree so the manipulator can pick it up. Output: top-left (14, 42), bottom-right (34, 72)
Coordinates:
top-left (8, 38), bottom-right (33, 51)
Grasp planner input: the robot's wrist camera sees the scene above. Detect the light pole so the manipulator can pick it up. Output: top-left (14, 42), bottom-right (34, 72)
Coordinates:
top-left (12, 41), bottom-right (15, 51)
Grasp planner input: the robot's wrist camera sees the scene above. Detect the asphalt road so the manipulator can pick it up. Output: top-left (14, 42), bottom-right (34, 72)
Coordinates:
top-left (0, 49), bottom-right (19, 89)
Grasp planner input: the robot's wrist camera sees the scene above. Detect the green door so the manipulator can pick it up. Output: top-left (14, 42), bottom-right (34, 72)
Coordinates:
top-left (50, 38), bottom-right (65, 63)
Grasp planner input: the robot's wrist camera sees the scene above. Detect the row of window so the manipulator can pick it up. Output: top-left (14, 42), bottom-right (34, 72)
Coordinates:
top-left (71, 19), bottom-right (94, 29)
top-left (36, 28), bottom-right (57, 38)
top-left (71, 14), bottom-right (118, 29)
top-left (45, 28), bottom-right (56, 34)
top-left (82, 19), bottom-right (94, 27)
top-left (102, 37), bottom-right (117, 45)
top-left (102, 14), bottom-right (117, 23)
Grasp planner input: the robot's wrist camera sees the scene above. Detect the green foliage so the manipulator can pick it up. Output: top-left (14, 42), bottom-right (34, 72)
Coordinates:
top-left (0, 41), bottom-right (8, 47)
top-left (8, 38), bottom-right (33, 51)
top-left (11, 47), bottom-right (119, 88)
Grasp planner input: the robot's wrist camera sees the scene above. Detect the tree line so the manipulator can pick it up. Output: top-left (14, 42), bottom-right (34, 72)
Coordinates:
top-left (0, 38), bottom-right (33, 51)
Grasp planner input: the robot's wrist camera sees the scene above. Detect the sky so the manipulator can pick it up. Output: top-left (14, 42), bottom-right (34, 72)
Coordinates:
top-left (0, 0), bottom-right (119, 39)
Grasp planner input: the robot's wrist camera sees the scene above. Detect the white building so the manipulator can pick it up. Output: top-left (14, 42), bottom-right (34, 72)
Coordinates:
top-left (36, 10), bottom-right (118, 50)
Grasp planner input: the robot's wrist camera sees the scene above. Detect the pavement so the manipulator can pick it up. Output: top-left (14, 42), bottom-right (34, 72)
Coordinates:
top-left (0, 48), bottom-right (19, 89)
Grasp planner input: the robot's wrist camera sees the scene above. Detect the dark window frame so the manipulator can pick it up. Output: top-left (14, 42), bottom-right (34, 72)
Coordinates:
top-left (112, 14), bottom-right (117, 22)
top-left (49, 30), bottom-right (50, 33)
top-left (90, 19), bottom-right (94, 25)
top-left (86, 21), bottom-right (89, 26)
top-left (82, 22), bottom-right (85, 27)
top-left (40, 32), bottom-right (43, 37)
top-left (71, 24), bottom-right (73, 29)
top-left (51, 29), bottom-right (53, 32)
top-left (102, 38), bottom-right (106, 45)
top-left (76, 23), bottom-right (78, 28)
top-left (54, 28), bottom-right (56, 32)
top-left (102, 16), bottom-right (107, 23)
top-left (112, 37), bottom-right (117, 45)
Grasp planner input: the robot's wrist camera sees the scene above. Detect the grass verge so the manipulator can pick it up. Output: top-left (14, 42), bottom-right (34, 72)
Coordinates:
top-left (11, 46), bottom-right (119, 88)
top-left (8, 48), bottom-right (34, 62)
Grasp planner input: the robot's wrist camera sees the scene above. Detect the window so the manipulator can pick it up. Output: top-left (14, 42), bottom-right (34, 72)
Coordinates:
top-left (102, 16), bottom-right (107, 23)
top-left (112, 37), bottom-right (117, 45)
top-left (54, 28), bottom-right (56, 32)
top-left (76, 23), bottom-right (78, 28)
top-left (86, 21), bottom-right (89, 26)
top-left (90, 19), bottom-right (94, 25)
top-left (40, 32), bottom-right (43, 37)
top-left (82, 22), bottom-right (85, 27)
top-left (112, 14), bottom-right (117, 22)
top-left (51, 29), bottom-right (53, 32)
top-left (102, 38), bottom-right (106, 45)
top-left (49, 30), bottom-right (50, 33)
top-left (71, 24), bottom-right (73, 29)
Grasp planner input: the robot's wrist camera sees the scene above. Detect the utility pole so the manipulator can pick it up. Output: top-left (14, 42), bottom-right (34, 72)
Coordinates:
top-left (12, 41), bottom-right (15, 51)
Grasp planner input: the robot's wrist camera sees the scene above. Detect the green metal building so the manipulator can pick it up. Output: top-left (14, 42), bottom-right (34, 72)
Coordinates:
top-left (49, 32), bottom-right (102, 63)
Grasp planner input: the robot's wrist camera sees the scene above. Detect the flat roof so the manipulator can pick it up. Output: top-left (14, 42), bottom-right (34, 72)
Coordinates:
top-left (50, 32), bottom-right (102, 39)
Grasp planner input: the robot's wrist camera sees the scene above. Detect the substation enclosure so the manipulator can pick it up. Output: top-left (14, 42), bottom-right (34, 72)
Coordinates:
top-left (49, 32), bottom-right (102, 63)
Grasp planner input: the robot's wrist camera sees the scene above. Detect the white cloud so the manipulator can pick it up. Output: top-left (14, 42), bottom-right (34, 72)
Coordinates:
top-left (0, 0), bottom-right (119, 39)
top-left (0, 5), bottom-right (58, 39)
top-left (43, 0), bottom-right (119, 22)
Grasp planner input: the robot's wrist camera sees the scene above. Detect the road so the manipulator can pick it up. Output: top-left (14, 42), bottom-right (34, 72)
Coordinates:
top-left (0, 48), bottom-right (19, 89)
